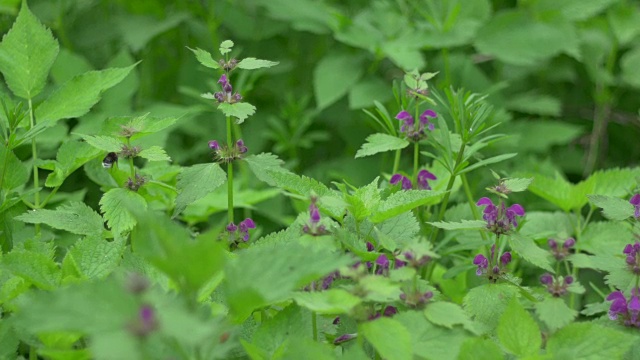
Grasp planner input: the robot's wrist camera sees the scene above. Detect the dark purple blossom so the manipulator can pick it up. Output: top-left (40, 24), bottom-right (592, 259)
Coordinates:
top-left (213, 74), bottom-right (242, 104)
top-left (302, 197), bottom-right (329, 236)
top-left (540, 273), bottom-right (573, 297)
top-left (607, 289), bottom-right (640, 327)
top-left (390, 174), bottom-right (412, 190)
top-left (548, 237), bottom-right (575, 261)
top-left (366, 242), bottom-right (375, 252)
top-left (333, 333), bottom-right (357, 345)
top-left (473, 254), bottom-right (488, 276)
top-left (500, 252), bottom-right (512, 266)
top-left (630, 194), bottom-right (640, 219)
top-left (395, 110), bottom-right (436, 142)
top-left (476, 197), bottom-right (525, 235)
top-left (208, 138), bottom-right (248, 163)
top-left (622, 242), bottom-right (640, 274)
top-left (128, 304), bottom-right (158, 337)
top-left (417, 170), bottom-right (437, 190)
top-left (226, 218), bottom-right (255, 243)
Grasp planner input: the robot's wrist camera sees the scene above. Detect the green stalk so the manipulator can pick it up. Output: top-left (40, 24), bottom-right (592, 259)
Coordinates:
top-left (413, 142), bottom-right (419, 181)
top-left (28, 99), bottom-right (39, 208)
top-left (226, 116), bottom-right (234, 224)
top-left (392, 149), bottom-right (401, 174)
top-left (311, 311), bottom-right (318, 341)
top-left (125, 138), bottom-right (136, 180)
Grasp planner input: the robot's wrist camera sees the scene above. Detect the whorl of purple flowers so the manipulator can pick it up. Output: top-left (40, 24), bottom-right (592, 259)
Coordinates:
top-left (395, 109), bottom-right (436, 142)
top-left (477, 197), bottom-right (525, 235)
top-left (390, 170), bottom-right (436, 191)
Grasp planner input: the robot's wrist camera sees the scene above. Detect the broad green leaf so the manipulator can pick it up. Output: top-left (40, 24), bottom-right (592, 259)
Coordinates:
top-left (370, 190), bottom-right (445, 223)
top-left (415, 0), bottom-right (491, 49)
top-left (608, 2), bottom-right (640, 45)
top-left (584, 167), bottom-right (640, 197)
top-left (360, 318), bottom-right (412, 360)
top-left (64, 235), bottom-right (126, 279)
top-left (428, 220), bottom-right (486, 231)
top-left (526, 173), bottom-right (593, 212)
top-left (0, 2), bottom-right (59, 99)
top-left (138, 146), bottom-right (170, 162)
top-left (359, 275), bottom-right (403, 302)
top-left (219, 40), bottom-right (234, 54)
top-left (14, 201), bottom-right (104, 237)
top-left (0, 320), bottom-right (19, 359)
top-left (546, 323), bottom-right (635, 360)
top-left (217, 102), bottom-right (256, 124)
top-left (519, 211), bottom-right (575, 239)
top-left (535, 297), bottom-right (577, 331)
top-left (35, 65), bottom-right (137, 124)
top-left (505, 93), bottom-right (561, 117)
top-left (457, 338), bottom-right (504, 360)
top-left (344, 177), bottom-right (380, 221)
top-left (2, 250), bottom-right (60, 290)
top-left (475, 10), bottom-right (578, 66)
top-left (463, 283), bottom-right (518, 333)
top-left (497, 297), bottom-right (541, 357)
top-left (248, 0), bottom-right (339, 34)
top-left (534, 0), bottom-right (619, 21)
top-left (237, 57), bottom-right (279, 70)
top-left (293, 289), bottom-right (362, 314)
top-left (99, 188), bottom-right (147, 234)
top-left (313, 53), bottom-right (364, 109)
top-left (503, 178), bottom-right (533, 192)
top-left (244, 152), bottom-right (291, 187)
top-left (425, 301), bottom-right (475, 332)
top-left (395, 311), bottom-right (469, 360)
top-left (76, 134), bottom-right (123, 152)
top-left (375, 212), bottom-right (420, 250)
top-left (587, 194), bottom-right (633, 221)
top-left (509, 233), bottom-right (554, 272)
top-left (348, 76), bottom-right (392, 109)
top-left (580, 221), bottom-right (634, 257)
top-left (187, 47), bottom-right (220, 69)
top-left (355, 133), bottom-right (409, 158)
top-left (44, 140), bottom-right (101, 187)
top-left (173, 163), bottom-right (226, 217)
top-left (0, 145), bottom-right (29, 191)
top-left (251, 304), bottom-right (309, 357)
top-left (118, 12), bottom-right (188, 52)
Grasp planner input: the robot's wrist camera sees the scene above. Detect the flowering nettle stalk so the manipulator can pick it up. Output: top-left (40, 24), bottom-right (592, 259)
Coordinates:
top-left (607, 289), bottom-right (640, 328)
top-left (226, 218), bottom-right (256, 244)
top-left (395, 110), bottom-right (436, 142)
top-left (302, 197), bottom-right (329, 236)
top-left (476, 197), bottom-right (525, 236)
top-left (213, 74), bottom-right (242, 104)
top-left (128, 304), bottom-right (158, 338)
top-left (623, 242), bottom-right (640, 274)
top-left (548, 237), bottom-right (576, 261)
top-left (473, 245), bottom-right (512, 282)
top-left (540, 273), bottom-right (573, 297)
top-left (208, 139), bottom-right (248, 163)
top-left (390, 170), bottom-right (436, 190)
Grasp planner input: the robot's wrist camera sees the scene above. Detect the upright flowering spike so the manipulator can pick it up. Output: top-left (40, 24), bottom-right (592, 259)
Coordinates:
top-left (417, 170), bottom-right (437, 190)
top-left (390, 174), bottom-right (412, 190)
top-left (395, 109), bottom-right (436, 141)
top-left (630, 194), bottom-right (640, 219)
top-left (476, 197), bottom-right (525, 235)
top-left (213, 74), bottom-right (242, 104)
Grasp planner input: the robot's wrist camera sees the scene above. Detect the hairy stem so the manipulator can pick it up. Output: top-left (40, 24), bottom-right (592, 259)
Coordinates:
top-left (430, 142), bottom-right (467, 243)
top-left (226, 116), bottom-right (234, 224)
top-left (413, 142), bottom-right (419, 182)
top-left (392, 148), bottom-right (401, 174)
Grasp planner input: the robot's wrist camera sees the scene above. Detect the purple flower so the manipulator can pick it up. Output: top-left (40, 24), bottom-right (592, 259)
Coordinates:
top-left (540, 274), bottom-right (573, 297)
top-left (394, 109), bottom-right (436, 142)
top-left (376, 254), bottom-right (390, 269)
top-left (226, 222), bottom-right (238, 232)
top-left (236, 139), bottom-right (248, 154)
top-left (540, 273), bottom-right (553, 285)
top-left (208, 140), bottom-right (220, 150)
top-left (416, 170), bottom-right (437, 190)
top-left (419, 109), bottom-right (436, 131)
top-left (213, 74), bottom-right (242, 104)
top-left (607, 291), bottom-right (628, 321)
top-left (476, 197), bottom-right (525, 235)
top-left (548, 238), bottom-right (557, 249)
top-left (334, 333), bottom-right (357, 345)
top-left (390, 174), bottom-right (412, 190)
top-left (630, 194), bottom-right (640, 218)
top-left (500, 252), bottom-right (512, 266)
top-left (128, 304), bottom-right (158, 337)
top-left (622, 242), bottom-right (640, 274)
top-left (563, 238), bottom-right (576, 248)
top-left (302, 198), bottom-right (329, 236)
top-left (238, 218), bottom-right (255, 241)
top-left (549, 237), bottom-right (576, 260)
top-left (473, 254), bottom-right (488, 276)
top-left (366, 242), bottom-right (375, 252)
top-left (383, 306), bottom-right (397, 317)
top-left (606, 289), bottom-right (640, 327)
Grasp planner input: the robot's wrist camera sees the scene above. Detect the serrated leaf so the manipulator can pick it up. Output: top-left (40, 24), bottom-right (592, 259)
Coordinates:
top-left (458, 338), bottom-right (504, 360)
top-left (428, 220), bottom-right (486, 230)
top-left (580, 221), bottom-right (634, 257)
top-left (497, 297), bottom-right (541, 357)
top-left (355, 133), bottom-right (409, 158)
top-left (65, 236), bottom-right (126, 279)
top-left (546, 323), bottom-right (635, 360)
top-left (424, 301), bottom-right (475, 332)
top-left (584, 167), bottom-right (640, 197)
top-left (15, 201), bottom-right (104, 237)
top-left (0, 2), bottom-right (59, 99)
top-left (464, 283), bottom-right (518, 333)
top-left (44, 140), bottom-right (101, 187)
top-left (375, 212), bottom-right (420, 251)
top-left (237, 57), bottom-right (279, 70)
top-left (244, 152), bottom-right (290, 187)
top-left (219, 40), bottom-right (233, 54)
top-left (395, 311), bottom-right (469, 360)
top-left (77, 134), bottom-right (123, 152)
top-left (509, 233), bottom-right (554, 272)
top-left (313, 53), bottom-right (364, 110)
top-left (371, 190), bottom-right (445, 223)
top-left (0, 145), bottom-right (29, 191)
top-left (503, 178), bottom-right (533, 192)
top-left (526, 173), bottom-right (593, 212)
top-left (99, 188), bottom-right (147, 234)
top-left (218, 102), bottom-right (256, 124)
top-left (293, 289), bottom-right (362, 314)
top-left (587, 194), bottom-right (633, 221)
top-left (360, 318), bottom-right (412, 360)
top-left (35, 65), bottom-right (137, 125)
top-left (535, 297), bottom-right (577, 331)
top-left (187, 47), bottom-right (220, 69)
top-left (138, 146), bottom-right (170, 162)
top-left (2, 250), bottom-right (60, 290)
top-left (173, 163), bottom-right (226, 217)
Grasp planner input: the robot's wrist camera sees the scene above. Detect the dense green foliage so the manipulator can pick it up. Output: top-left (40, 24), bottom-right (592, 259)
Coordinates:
top-left (1, 0), bottom-right (640, 359)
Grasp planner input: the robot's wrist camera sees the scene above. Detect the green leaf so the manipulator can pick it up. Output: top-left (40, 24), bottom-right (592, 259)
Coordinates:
top-left (463, 283), bottom-right (518, 333)
top-left (173, 163), bottom-right (226, 217)
top-left (535, 297), bottom-right (577, 331)
top-left (375, 212), bottom-right (420, 251)
top-left (428, 220), bottom-right (486, 231)
top-left (0, 2), bottom-right (59, 99)
top-left (355, 133), bottom-right (409, 158)
top-left (585, 167), bottom-right (640, 197)
top-left (138, 146), bottom-right (170, 162)
top-left (503, 178), bottom-right (533, 192)
top-left (44, 140), bottom-right (101, 187)
top-left (546, 323), bottom-right (635, 360)
top-left (509, 233), bottom-right (554, 272)
top-left (526, 173), bottom-right (593, 212)
top-left (187, 47), bottom-right (220, 69)
top-left (64, 236), bottom-right (126, 279)
top-left (293, 289), bottom-right (362, 314)
top-left (608, 2), bottom-right (640, 45)
top-left (424, 301), bottom-right (475, 332)
top-left (14, 201), bottom-right (104, 237)
top-left (370, 190), bottom-right (445, 223)
top-left (2, 250), bottom-right (60, 290)
top-left (99, 188), bottom-right (147, 234)
top-left (360, 318), bottom-right (412, 360)
top-left (237, 57), bottom-right (279, 70)
top-left (587, 194), bottom-right (634, 221)
top-left (76, 134), bottom-right (123, 152)
top-left (219, 40), bottom-right (234, 54)
top-left (458, 153), bottom-right (517, 175)
top-left (244, 152), bottom-right (291, 187)
top-left (395, 311), bottom-right (469, 360)
top-left (505, 92), bottom-right (561, 117)
top-left (497, 297), bottom-right (541, 357)
top-left (457, 338), bottom-right (504, 360)
top-left (534, 0), bottom-right (619, 22)
top-left (0, 144), bottom-right (29, 191)
top-left (35, 65), bottom-right (137, 125)
top-left (217, 102), bottom-right (256, 124)
top-left (118, 13), bottom-right (188, 52)
top-left (313, 53), bottom-right (364, 110)
top-left (0, 320), bottom-right (19, 359)
top-left (580, 221), bottom-right (634, 257)
top-left (348, 76), bottom-right (392, 109)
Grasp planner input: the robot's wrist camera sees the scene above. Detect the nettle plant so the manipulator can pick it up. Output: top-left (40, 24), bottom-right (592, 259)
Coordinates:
top-left (1, 2), bottom-right (640, 360)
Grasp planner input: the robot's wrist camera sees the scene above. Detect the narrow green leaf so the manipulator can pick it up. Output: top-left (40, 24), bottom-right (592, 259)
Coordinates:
top-left (138, 146), bottom-right (170, 162)
top-left (457, 153), bottom-right (517, 175)
top-left (237, 57), bottom-right (279, 70)
top-left (173, 163), bottom-right (226, 217)
top-left (497, 297), bottom-right (541, 357)
top-left (217, 102), bottom-right (256, 124)
top-left (0, 144), bottom-right (29, 191)
top-left (99, 188), bottom-right (147, 234)
top-left (0, 2), bottom-right (59, 99)
top-left (360, 318), bottom-right (412, 360)
top-left (15, 201), bottom-right (104, 237)
top-left (509, 233), bottom-right (554, 272)
top-left (355, 133), bottom-right (409, 158)
top-left (187, 47), bottom-right (220, 69)
top-left (35, 65), bottom-right (137, 125)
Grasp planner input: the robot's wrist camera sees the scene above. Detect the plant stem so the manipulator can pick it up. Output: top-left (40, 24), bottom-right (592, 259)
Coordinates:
top-left (311, 311), bottom-right (318, 341)
top-left (28, 98), bottom-right (41, 234)
top-left (392, 149), bottom-right (401, 174)
top-left (226, 116), bottom-right (234, 224)
top-left (413, 142), bottom-right (419, 181)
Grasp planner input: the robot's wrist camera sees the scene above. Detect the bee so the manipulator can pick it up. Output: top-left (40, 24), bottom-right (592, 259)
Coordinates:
top-left (102, 152), bottom-right (118, 169)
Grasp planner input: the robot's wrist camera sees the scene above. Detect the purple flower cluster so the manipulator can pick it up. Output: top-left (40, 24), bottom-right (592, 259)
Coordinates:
top-left (390, 170), bottom-right (437, 190)
top-left (477, 197), bottom-right (525, 235)
top-left (302, 197), bottom-right (328, 236)
top-left (226, 218), bottom-right (256, 243)
top-left (623, 242), bottom-right (640, 274)
top-left (548, 237), bottom-right (575, 261)
top-left (630, 194), bottom-right (640, 219)
top-left (540, 273), bottom-right (573, 297)
top-left (128, 304), bottom-right (158, 337)
top-left (213, 74), bottom-right (242, 103)
top-left (395, 110), bottom-right (436, 142)
top-left (400, 290), bottom-right (433, 308)
top-left (607, 289), bottom-right (640, 328)
top-left (473, 250), bottom-right (511, 281)
top-left (208, 139), bottom-right (248, 163)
